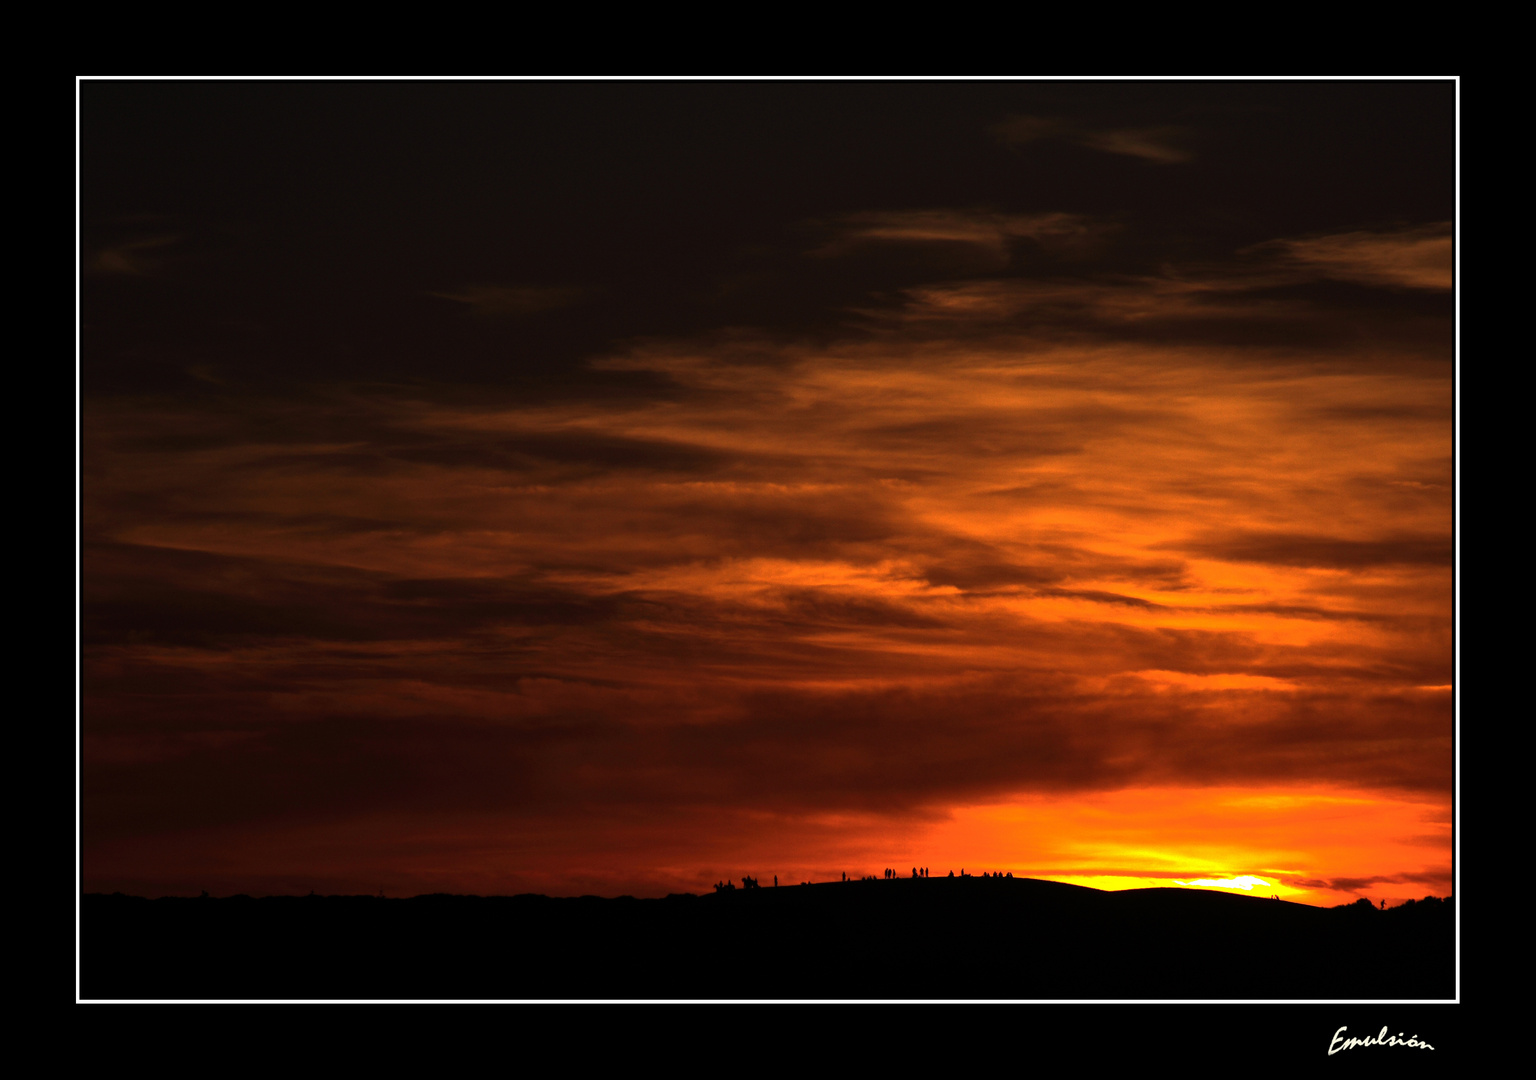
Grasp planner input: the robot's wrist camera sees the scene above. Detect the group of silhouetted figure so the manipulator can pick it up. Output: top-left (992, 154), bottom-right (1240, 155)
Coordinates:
top-left (714, 876), bottom-right (763, 892)
top-left (715, 867), bottom-right (1022, 890)
top-left (829, 867), bottom-right (1014, 880)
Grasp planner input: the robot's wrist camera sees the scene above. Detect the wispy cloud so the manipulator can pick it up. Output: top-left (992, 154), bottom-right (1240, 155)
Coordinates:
top-left (1079, 127), bottom-right (1192, 164)
top-left (1259, 223), bottom-right (1453, 290)
top-left (813, 209), bottom-right (1101, 267)
top-left (993, 114), bottom-right (1193, 164)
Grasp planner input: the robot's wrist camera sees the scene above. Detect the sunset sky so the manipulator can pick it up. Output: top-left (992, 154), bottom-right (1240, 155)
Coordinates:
top-left (80, 80), bottom-right (1454, 907)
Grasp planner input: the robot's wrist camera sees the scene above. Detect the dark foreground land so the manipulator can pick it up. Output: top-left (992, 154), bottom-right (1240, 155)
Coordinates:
top-left (83, 878), bottom-right (1453, 999)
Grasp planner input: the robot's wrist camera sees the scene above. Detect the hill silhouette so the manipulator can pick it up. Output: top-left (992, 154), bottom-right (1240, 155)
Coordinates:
top-left (82, 877), bottom-right (1453, 999)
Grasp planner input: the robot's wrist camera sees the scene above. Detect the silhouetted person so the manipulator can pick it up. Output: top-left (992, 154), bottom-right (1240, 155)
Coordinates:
top-left (1381, 898), bottom-right (1387, 910)
top-left (774, 875), bottom-right (777, 887)
top-left (948, 871), bottom-right (954, 878)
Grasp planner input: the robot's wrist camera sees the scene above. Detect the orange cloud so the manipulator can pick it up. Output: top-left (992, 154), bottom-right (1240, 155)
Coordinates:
top-left (83, 243), bottom-right (1452, 901)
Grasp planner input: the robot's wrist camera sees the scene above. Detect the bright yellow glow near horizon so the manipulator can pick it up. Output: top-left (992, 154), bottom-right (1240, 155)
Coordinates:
top-left (895, 785), bottom-right (1450, 908)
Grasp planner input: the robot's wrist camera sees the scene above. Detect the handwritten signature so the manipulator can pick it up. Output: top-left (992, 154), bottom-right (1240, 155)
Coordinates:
top-left (1329, 1025), bottom-right (1434, 1054)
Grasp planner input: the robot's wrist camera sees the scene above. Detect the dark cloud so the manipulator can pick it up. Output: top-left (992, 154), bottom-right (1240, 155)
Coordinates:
top-left (82, 542), bottom-right (650, 648)
top-left (765, 588), bottom-right (950, 631)
top-left (921, 559), bottom-right (1062, 591)
top-left (1318, 870), bottom-right (1453, 894)
top-left (1035, 588), bottom-right (1167, 609)
top-left (1202, 602), bottom-right (1415, 625)
top-left (389, 432), bottom-right (740, 475)
top-left (1177, 532), bottom-right (1453, 569)
top-left (84, 663), bottom-right (1454, 854)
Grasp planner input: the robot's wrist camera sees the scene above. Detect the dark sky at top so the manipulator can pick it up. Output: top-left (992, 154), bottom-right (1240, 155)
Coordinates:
top-left (83, 81), bottom-right (1452, 396)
